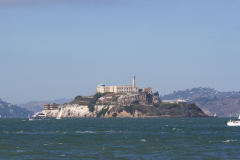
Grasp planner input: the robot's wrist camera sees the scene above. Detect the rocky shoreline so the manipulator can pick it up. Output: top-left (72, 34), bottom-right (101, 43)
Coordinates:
top-left (42, 92), bottom-right (208, 118)
top-left (42, 104), bottom-right (208, 118)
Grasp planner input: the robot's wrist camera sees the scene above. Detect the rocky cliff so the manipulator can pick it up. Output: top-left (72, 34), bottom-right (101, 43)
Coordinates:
top-left (43, 105), bottom-right (113, 118)
top-left (42, 92), bottom-right (207, 118)
top-left (43, 104), bottom-right (139, 118)
top-left (43, 103), bottom-right (207, 118)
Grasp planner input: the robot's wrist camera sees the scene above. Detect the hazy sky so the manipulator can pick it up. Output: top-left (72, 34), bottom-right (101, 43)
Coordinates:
top-left (1, 0), bottom-right (240, 104)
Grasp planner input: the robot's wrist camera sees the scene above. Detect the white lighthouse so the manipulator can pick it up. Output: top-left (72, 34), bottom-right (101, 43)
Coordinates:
top-left (132, 75), bottom-right (135, 92)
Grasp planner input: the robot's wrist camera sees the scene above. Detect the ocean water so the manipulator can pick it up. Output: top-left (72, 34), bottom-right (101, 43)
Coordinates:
top-left (0, 117), bottom-right (239, 159)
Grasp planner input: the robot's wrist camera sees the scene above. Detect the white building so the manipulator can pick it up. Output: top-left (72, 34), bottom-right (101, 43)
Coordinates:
top-left (162, 100), bottom-right (187, 104)
top-left (97, 75), bottom-right (139, 93)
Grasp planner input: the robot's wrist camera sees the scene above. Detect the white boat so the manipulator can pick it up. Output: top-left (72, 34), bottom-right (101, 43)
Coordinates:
top-left (226, 115), bottom-right (240, 126)
top-left (214, 113), bottom-right (218, 118)
top-left (56, 107), bottom-right (63, 119)
top-left (29, 113), bottom-right (46, 121)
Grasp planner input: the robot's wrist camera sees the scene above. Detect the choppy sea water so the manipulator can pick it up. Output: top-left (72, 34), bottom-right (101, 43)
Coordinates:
top-left (0, 117), bottom-right (239, 159)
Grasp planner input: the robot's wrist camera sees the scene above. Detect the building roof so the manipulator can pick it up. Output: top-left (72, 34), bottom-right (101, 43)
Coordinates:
top-left (98, 83), bottom-right (105, 87)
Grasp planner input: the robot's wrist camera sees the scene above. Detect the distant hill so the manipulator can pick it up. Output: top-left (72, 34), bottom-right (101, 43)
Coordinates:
top-left (160, 87), bottom-right (240, 102)
top-left (160, 87), bottom-right (240, 117)
top-left (195, 97), bottom-right (240, 117)
top-left (19, 98), bottom-right (72, 113)
top-left (0, 98), bottom-right (33, 118)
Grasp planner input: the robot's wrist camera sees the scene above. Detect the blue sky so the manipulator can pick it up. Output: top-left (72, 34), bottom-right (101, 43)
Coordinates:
top-left (0, 0), bottom-right (240, 104)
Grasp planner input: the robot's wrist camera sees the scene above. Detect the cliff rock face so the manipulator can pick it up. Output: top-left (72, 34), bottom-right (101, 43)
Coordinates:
top-left (117, 93), bottom-right (160, 106)
top-left (42, 92), bottom-right (206, 118)
top-left (42, 105), bottom-right (115, 118)
top-left (42, 104), bottom-right (207, 118)
top-left (42, 105), bottom-right (145, 118)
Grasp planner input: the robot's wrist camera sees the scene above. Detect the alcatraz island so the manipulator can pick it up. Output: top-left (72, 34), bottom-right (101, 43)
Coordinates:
top-left (42, 75), bottom-right (208, 118)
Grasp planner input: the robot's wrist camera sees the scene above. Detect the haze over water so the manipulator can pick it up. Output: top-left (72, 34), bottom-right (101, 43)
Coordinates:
top-left (1, 0), bottom-right (240, 104)
top-left (1, 117), bottom-right (239, 159)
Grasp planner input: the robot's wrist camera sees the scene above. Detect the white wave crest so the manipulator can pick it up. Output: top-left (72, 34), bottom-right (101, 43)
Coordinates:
top-left (222, 139), bottom-right (237, 143)
top-left (16, 130), bottom-right (24, 133)
top-left (141, 139), bottom-right (146, 142)
top-left (76, 131), bottom-right (96, 134)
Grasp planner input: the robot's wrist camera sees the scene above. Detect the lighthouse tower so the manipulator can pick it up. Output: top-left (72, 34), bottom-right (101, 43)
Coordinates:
top-left (132, 75), bottom-right (135, 92)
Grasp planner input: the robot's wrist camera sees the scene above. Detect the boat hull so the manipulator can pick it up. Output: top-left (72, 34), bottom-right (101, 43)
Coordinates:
top-left (226, 121), bottom-right (240, 126)
top-left (29, 113), bottom-right (46, 121)
top-left (29, 118), bottom-right (45, 121)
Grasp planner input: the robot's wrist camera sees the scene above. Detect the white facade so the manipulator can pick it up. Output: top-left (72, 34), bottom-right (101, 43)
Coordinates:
top-left (97, 85), bottom-right (139, 93)
top-left (162, 100), bottom-right (187, 104)
top-left (97, 75), bottom-right (139, 93)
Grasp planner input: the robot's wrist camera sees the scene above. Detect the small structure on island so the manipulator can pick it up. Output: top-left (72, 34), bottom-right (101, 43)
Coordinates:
top-left (143, 87), bottom-right (152, 94)
top-left (44, 103), bottom-right (60, 110)
top-left (162, 100), bottom-right (187, 104)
